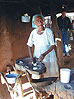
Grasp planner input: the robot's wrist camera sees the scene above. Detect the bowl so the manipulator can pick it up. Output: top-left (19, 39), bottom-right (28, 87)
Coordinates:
top-left (6, 74), bottom-right (18, 84)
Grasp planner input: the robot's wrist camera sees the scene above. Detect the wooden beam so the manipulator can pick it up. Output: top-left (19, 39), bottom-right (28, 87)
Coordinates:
top-left (0, 0), bottom-right (24, 3)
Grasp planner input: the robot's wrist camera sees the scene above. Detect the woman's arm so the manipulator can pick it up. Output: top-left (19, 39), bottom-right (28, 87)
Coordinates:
top-left (28, 46), bottom-right (36, 63)
top-left (28, 46), bottom-right (33, 60)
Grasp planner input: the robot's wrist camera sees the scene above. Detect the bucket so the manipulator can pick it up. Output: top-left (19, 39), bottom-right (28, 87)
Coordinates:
top-left (60, 68), bottom-right (70, 83)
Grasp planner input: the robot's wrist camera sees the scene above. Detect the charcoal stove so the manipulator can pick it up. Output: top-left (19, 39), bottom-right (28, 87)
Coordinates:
top-left (15, 57), bottom-right (58, 85)
top-left (15, 57), bottom-right (58, 99)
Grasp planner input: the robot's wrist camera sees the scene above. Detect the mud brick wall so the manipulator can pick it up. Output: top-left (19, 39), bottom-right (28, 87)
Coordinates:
top-left (0, 16), bottom-right (32, 72)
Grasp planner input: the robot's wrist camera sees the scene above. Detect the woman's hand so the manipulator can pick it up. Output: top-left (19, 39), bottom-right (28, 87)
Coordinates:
top-left (30, 57), bottom-right (36, 63)
top-left (39, 53), bottom-right (45, 62)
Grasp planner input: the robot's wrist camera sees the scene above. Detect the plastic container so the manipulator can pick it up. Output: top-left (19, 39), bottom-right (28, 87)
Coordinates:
top-left (6, 74), bottom-right (18, 84)
top-left (65, 45), bottom-right (69, 53)
top-left (32, 74), bottom-right (41, 79)
top-left (21, 16), bottom-right (30, 22)
top-left (60, 68), bottom-right (70, 83)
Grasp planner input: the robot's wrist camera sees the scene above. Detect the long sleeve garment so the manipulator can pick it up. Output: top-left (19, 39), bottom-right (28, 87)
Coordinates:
top-left (57, 16), bottom-right (72, 31)
top-left (27, 28), bottom-right (59, 77)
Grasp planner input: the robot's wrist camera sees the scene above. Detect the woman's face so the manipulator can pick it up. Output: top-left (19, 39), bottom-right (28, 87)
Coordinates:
top-left (34, 16), bottom-right (43, 27)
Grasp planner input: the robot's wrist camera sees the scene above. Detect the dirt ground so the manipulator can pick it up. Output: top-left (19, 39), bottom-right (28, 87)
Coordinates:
top-left (0, 40), bottom-right (74, 99)
top-left (63, 40), bottom-right (74, 69)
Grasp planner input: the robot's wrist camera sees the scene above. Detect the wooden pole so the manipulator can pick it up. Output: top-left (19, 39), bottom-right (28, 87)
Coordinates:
top-left (51, 14), bottom-right (64, 70)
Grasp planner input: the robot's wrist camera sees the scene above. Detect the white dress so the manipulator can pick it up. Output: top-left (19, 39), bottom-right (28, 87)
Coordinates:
top-left (27, 28), bottom-right (59, 77)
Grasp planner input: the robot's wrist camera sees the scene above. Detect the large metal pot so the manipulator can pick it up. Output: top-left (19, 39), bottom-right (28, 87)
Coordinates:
top-left (15, 57), bottom-right (46, 75)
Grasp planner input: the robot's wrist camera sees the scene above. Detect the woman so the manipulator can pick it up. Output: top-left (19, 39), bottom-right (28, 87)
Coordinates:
top-left (27, 14), bottom-right (59, 78)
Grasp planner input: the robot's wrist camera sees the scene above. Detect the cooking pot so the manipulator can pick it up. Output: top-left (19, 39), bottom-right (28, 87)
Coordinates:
top-left (15, 57), bottom-right (46, 75)
top-left (21, 13), bottom-right (30, 22)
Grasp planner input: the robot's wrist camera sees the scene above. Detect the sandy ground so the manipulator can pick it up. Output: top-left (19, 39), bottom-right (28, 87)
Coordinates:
top-left (63, 40), bottom-right (74, 69)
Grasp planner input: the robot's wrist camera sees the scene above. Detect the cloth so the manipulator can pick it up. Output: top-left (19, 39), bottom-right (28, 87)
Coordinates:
top-left (57, 16), bottom-right (72, 53)
top-left (57, 16), bottom-right (72, 31)
top-left (60, 30), bottom-right (69, 53)
top-left (27, 28), bottom-right (59, 78)
top-left (72, 20), bottom-right (74, 29)
top-left (72, 23), bottom-right (74, 39)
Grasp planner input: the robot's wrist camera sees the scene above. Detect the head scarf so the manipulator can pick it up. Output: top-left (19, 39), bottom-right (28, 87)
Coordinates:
top-left (32, 14), bottom-right (44, 28)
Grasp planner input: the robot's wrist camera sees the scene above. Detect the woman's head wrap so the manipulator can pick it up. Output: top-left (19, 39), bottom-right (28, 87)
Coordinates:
top-left (32, 14), bottom-right (44, 28)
